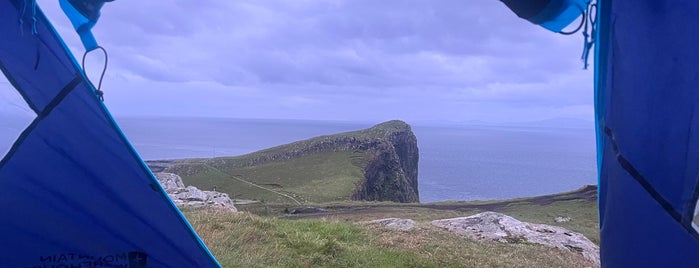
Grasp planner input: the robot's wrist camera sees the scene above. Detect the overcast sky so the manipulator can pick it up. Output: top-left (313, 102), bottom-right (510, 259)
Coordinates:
top-left (2, 0), bottom-right (594, 123)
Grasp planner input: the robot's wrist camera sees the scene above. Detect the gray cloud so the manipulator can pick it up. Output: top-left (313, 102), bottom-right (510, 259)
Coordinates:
top-left (32, 0), bottom-right (593, 122)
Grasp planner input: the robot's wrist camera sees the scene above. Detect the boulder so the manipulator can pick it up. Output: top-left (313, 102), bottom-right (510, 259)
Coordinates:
top-left (173, 186), bottom-right (208, 201)
top-left (155, 172), bottom-right (185, 193)
top-left (367, 218), bottom-right (416, 231)
top-left (432, 211), bottom-right (599, 266)
top-left (555, 216), bottom-right (571, 223)
top-left (203, 191), bottom-right (238, 210)
top-left (154, 173), bottom-right (237, 212)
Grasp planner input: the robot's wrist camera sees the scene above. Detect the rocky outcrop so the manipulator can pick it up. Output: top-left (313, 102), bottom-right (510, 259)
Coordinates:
top-left (156, 172), bottom-right (185, 189)
top-left (432, 212), bottom-right (599, 266)
top-left (366, 218), bottom-right (417, 231)
top-left (155, 173), bottom-right (237, 212)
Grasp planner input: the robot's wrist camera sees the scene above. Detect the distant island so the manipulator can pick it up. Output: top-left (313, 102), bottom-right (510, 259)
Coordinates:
top-left (147, 120), bottom-right (420, 204)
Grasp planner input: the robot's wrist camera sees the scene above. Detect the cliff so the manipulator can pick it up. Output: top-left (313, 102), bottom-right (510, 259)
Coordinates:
top-left (350, 121), bottom-right (420, 202)
top-left (153, 120), bottom-right (420, 203)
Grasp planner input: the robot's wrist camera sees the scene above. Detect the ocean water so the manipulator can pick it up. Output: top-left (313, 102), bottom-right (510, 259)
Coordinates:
top-left (1, 117), bottom-right (598, 202)
top-left (414, 124), bottom-right (597, 202)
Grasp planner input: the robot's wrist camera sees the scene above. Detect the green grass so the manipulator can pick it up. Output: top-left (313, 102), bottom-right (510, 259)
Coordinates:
top-left (184, 208), bottom-right (595, 267)
top-left (185, 209), bottom-right (430, 267)
top-left (237, 186), bottom-right (600, 245)
top-left (175, 151), bottom-right (368, 203)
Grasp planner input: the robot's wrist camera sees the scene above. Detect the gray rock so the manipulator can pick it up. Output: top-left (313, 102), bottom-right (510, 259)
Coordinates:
top-left (173, 186), bottom-right (208, 201)
top-left (154, 172), bottom-right (185, 193)
top-left (432, 212), bottom-right (599, 266)
top-left (204, 191), bottom-right (237, 209)
top-left (154, 173), bottom-right (237, 212)
top-left (555, 216), bottom-right (571, 223)
top-left (367, 218), bottom-right (416, 231)
top-left (207, 191), bottom-right (232, 204)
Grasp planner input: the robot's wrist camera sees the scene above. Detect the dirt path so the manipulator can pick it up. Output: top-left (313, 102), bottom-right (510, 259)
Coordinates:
top-left (202, 163), bottom-right (303, 205)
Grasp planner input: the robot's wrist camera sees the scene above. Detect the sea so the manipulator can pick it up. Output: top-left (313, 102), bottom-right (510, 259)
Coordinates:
top-left (0, 116), bottom-right (598, 202)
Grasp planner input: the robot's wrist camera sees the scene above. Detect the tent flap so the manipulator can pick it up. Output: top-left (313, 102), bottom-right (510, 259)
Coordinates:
top-left (597, 0), bottom-right (699, 266)
top-left (0, 0), bottom-right (221, 267)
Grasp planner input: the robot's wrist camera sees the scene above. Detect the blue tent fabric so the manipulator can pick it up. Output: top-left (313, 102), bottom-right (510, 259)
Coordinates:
top-left (0, 0), bottom-right (221, 267)
top-left (500, 0), bottom-right (588, 32)
top-left (596, 0), bottom-right (699, 266)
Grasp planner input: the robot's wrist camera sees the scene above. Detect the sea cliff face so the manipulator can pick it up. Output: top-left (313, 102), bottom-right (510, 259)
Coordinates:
top-left (351, 121), bottom-right (420, 202)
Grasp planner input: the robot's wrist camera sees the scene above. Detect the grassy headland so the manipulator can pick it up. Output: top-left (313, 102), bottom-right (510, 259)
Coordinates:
top-left (149, 120), bottom-right (419, 204)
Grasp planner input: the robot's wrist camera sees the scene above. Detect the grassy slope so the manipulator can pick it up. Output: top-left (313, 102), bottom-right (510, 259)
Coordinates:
top-left (173, 151), bottom-right (368, 203)
top-left (185, 208), bottom-right (595, 268)
top-left (163, 122), bottom-right (410, 204)
top-left (178, 184), bottom-right (600, 267)
top-left (239, 186), bottom-right (600, 244)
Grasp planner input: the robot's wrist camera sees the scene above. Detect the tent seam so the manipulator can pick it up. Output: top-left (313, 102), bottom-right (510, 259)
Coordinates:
top-left (0, 74), bottom-right (81, 170)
